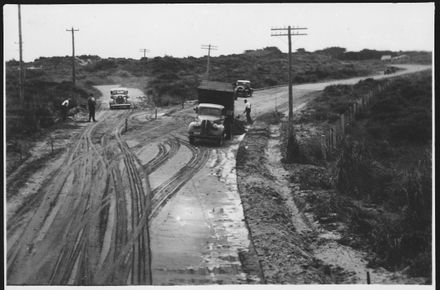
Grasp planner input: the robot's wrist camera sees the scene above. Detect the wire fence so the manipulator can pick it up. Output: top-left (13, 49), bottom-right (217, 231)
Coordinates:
top-left (319, 79), bottom-right (392, 160)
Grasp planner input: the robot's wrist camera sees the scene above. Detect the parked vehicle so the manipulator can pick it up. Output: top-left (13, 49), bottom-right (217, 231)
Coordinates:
top-left (109, 88), bottom-right (131, 109)
top-left (188, 81), bottom-right (235, 146)
top-left (234, 80), bottom-right (253, 98)
top-left (384, 66), bottom-right (398, 75)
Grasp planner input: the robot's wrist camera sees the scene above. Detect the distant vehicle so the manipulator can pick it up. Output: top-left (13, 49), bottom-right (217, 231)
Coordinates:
top-left (384, 67), bottom-right (398, 75)
top-left (234, 80), bottom-right (253, 98)
top-left (109, 88), bottom-right (131, 110)
top-left (188, 81), bottom-right (235, 146)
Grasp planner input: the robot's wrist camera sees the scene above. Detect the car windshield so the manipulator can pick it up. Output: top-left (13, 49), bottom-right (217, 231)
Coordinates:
top-left (237, 82), bottom-right (250, 87)
top-left (111, 90), bottom-right (128, 95)
top-left (198, 107), bottom-right (223, 117)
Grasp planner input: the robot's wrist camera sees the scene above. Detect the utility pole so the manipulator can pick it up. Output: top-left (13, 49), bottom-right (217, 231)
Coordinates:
top-left (18, 5), bottom-right (37, 129)
top-left (140, 48), bottom-right (150, 58)
top-left (271, 26), bottom-right (307, 135)
top-left (66, 27), bottom-right (79, 85)
top-left (201, 44), bottom-right (217, 80)
top-left (18, 4), bottom-right (24, 109)
top-left (139, 48), bottom-right (150, 76)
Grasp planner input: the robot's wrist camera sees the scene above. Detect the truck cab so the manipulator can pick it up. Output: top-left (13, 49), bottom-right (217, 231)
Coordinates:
top-left (188, 103), bottom-right (226, 145)
top-left (188, 81), bottom-right (235, 146)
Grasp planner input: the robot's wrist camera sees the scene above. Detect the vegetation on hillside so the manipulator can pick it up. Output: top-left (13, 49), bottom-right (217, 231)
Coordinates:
top-left (286, 71), bottom-right (432, 280)
top-left (6, 66), bottom-right (93, 134)
top-left (5, 47), bottom-right (431, 133)
top-left (315, 47), bottom-right (432, 64)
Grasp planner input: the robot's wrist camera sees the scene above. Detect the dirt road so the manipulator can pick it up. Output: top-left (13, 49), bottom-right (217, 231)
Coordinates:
top-left (6, 64), bottom-right (430, 285)
top-left (7, 86), bottom-right (153, 285)
top-left (235, 64), bottom-right (431, 117)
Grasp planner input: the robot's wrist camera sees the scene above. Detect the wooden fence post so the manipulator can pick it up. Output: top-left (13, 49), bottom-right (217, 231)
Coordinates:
top-left (329, 128), bottom-right (333, 149)
top-left (19, 141), bottom-right (23, 161)
top-left (340, 114), bottom-right (345, 136)
top-left (50, 134), bottom-right (54, 153)
top-left (332, 127), bottom-right (337, 149)
top-left (321, 135), bottom-right (327, 161)
top-left (349, 106), bottom-right (353, 122)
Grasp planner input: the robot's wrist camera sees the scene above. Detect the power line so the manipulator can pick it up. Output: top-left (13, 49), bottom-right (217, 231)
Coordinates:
top-left (201, 44), bottom-right (217, 80)
top-left (66, 27), bottom-right (79, 86)
top-left (271, 26), bottom-right (307, 136)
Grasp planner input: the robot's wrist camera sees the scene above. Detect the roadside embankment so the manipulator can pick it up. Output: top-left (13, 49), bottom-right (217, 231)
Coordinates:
top-left (235, 69), bottom-right (431, 284)
top-left (236, 119), bottom-right (348, 283)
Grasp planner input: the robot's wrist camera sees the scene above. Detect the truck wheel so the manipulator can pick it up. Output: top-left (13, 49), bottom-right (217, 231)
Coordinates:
top-left (189, 136), bottom-right (195, 145)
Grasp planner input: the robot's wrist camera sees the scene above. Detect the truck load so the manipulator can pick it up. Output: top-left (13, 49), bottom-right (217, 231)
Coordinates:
top-left (109, 87), bottom-right (131, 110)
top-left (188, 80), bottom-right (235, 146)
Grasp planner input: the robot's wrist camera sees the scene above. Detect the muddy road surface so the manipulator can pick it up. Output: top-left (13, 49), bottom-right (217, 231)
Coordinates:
top-left (6, 64), bottom-right (430, 285)
top-left (6, 84), bottom-right (261, 285)
top-left (7, 86), bottom-right (153, 285)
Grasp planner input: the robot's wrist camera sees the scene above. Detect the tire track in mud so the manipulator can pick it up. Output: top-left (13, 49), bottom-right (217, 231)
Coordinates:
top-left (149, 138), bottom-right (210, 219)
top-left (112, 116), bottom-right (152, 284)
top-left (144, 138), bottom-right (180, 173)
top-left (93, 135), bottom-right (210, 284)
top-left (58, 109), bottom-right (152, 285)
top-left (7, 108), bottom-right (149, 285)
top-left (45, 111), bottom-right (133, 284)
top-left (39, 116), bottom-right (116, 284)
top-left (6, 123), bottom-right (100, 278)
top-left (7, 102), bottom-right (209, 285)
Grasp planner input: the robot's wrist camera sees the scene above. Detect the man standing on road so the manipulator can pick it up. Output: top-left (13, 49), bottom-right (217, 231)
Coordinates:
top-left (88, 94), bottom-right (97, 122)
top-left (243, 99), bottom-right (252, 124)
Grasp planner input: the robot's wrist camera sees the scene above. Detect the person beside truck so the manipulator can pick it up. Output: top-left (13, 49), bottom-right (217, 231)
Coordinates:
top-left (243, 99), bottom-right (252, 124)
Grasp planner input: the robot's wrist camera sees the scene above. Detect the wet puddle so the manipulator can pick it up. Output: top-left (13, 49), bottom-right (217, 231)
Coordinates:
top-left (150, 137), bottom-right (260, 285)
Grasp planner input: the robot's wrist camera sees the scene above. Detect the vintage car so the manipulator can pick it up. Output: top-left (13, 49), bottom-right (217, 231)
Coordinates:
top-left (384, 67), bottom-right (398, 75)
top-left (234, 80), bottom-right (253, 98)
top-left (109, 88), bottom-right (131, 109)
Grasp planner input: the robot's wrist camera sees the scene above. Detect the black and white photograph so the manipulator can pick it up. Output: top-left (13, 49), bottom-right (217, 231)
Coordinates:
top-left (3, 2), bottom-right (434, 288)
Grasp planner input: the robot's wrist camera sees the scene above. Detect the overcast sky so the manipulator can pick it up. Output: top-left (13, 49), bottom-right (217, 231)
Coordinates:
top-left (3, 3), bottom-right (434, 62)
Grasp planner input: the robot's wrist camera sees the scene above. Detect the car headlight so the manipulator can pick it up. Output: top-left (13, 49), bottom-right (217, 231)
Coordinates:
top-left (189, 122), bottom-right (201, 129)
